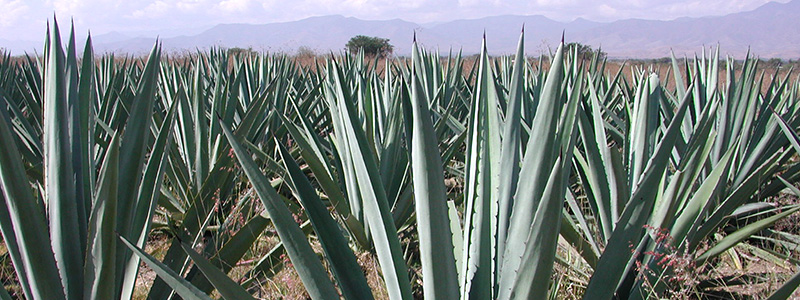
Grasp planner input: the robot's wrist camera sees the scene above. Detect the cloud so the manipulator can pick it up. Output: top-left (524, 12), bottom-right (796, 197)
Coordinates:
top-left (175, 0), bottom-right (206, 12)
top-left (130, 1), bottom-right (169, 18)
top-left (0, 0), bottom-right (789, 41)
top-left (583, 0), bottom-right (780, 20)
top-left (218, 0), bottom-right (255, 13)
top-left (50, 0), bottom-right (81, 14)
top-left (0, 0), bottom-right (28, 27)
top-left (129, 0), bottom-right (213, 18)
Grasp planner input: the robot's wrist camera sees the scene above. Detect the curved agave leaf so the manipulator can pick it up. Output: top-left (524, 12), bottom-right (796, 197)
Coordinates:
top-left (497, 41), bottom-right (566, 300)
top-left (325, 61), bottom-right (413, 300)
top-left (84, 133), bottom-right (120, 300)
top-left (44, 19), bottom-right (83, 300)
top-left (179, 242), bottom-right (255, 300)
top-left (583, 78), bottom-right (692, 300)
top-left (506, 45), bottom-right (582, 300)
top-left (409, 40), bottom-right (460, 299)
top-left (219, 117), bottom-right (339, 300)
top-left (696, 206), bottom-right (800, 264)
top-left (0, 73), bottom-right (65, 300)
top-left (115, 41), bottom-right (163, 295)
top-left (119, 236), bottom-right (213, 300)
top-left (277, 112), bottom-right (366, 246)
top-left (277, 140), bottom-right (374, 300)
top-left (766, 268), bottom-right (800, 300)
top-left (120, 99), bottom-right (179, 300)
top-left (186, 212), bottom-right (269, 293)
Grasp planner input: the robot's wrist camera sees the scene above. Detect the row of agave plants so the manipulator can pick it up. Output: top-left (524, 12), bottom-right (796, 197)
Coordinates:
top-left (1, 19), bottom-right (800, 299)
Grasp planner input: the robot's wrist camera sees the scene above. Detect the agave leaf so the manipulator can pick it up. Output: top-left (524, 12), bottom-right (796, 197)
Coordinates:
top-left (119, 236), bottom-right (213, 300)
top-left (44, 19), bottom-right (83, 299)
top-left (696, 206), bottom-right (800, 263)
top-left (277, 140), bottom-right (374, 300)
top-left (777, 176), bottom-right (800, 196)
top-left (583, 78), bottom-right (692, 300)
top-left (119, 100), bottom-right (178, 300)
top-left (506, 156), bottom-right (565, 300)
top-left (323, 70), bottom-right (366, 229)
top-left (65, 24), bottom-right (89, 261)
top-left (327, 61), bottom-right (413, 300)
top-left (409, 41), bottom-right (460, 300)
top-left (565, 187), bottom-right (601, 263)
top-left (498, 41), bottom-right (565, 298)
top-left (670, 52), bottom-right (686, 102)
top-left (671, 146), bottom-right (735, 247)
top-left (178, 242), bottom-right (255, 300)
top-left (219, 117), bottom-right (339, 299)
top-left (691, 151), bottom-right (783, 249)
top-left (772, 109), bottom-right (800, 154)
top-left (192, 66), bottom-right (210, 188)
top-left (460, 39), bottom-right (498, 298)
top-left (277, 112), bottom-right (365, 245)
top-left (580, 80), bottom-right (619, 239)
top-left (84, 133), bottom-right (120, 300)
top-left (0, 80), bottom-right (65, 300)
top-left (207, 57), bottom-right (228, 163)
top-left (628, 73), bottom-right (662, 189)
top-left (766, 270), bottom-right (800, 300)
top-left (77, 34), bottom-right (96, 226)
top-left (448, 199), bottom-right (464, 280)
top-left (0, 286), bottom-right (10, 300)
top-left (506, 56), bottom-right (581, 299)
top-left (494, 29), bottom-right (526, 294)
top-left (115, 42), bottom-right (163, 293)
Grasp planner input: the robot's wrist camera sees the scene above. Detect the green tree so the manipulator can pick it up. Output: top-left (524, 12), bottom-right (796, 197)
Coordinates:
top-left (346, 35), bottom-right (394, 58)
top-left (565, 42), bottom-right (606, 60)
top-left (227, 47), bottom-right (256, 57)
top-left (766, 57), bottom-right (783, 67)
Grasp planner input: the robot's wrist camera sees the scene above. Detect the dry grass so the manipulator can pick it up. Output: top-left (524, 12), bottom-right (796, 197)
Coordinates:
top-left (704, 247), bottom-right (798, 299)
top-left (129, 227), bottom-right (395, 300)
top-left (131, 233), bottom-right (173, 300)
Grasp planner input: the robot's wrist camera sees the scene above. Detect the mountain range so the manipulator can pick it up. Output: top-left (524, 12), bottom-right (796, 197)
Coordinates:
top-left (2, 0), bottom-right (799, 58)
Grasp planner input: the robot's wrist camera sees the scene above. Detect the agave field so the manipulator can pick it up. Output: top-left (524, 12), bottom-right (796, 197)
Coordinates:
top-left (2, 19), bottom-right (800, 299)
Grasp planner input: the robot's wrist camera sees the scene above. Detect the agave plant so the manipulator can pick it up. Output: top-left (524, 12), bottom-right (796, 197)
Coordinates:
top-left (2, 18), bottom-right (800, 300)
top-left (0, 19), bottom-right (170, 299)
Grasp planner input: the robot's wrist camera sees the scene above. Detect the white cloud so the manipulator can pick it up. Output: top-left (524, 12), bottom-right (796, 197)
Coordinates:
top-left (130, 0), bottom-right (169, 18)
top-left (218, 0), bottom-right (254, 12)
top-left (0, 0), bottom-right (28, 27)
top-left (0, 0), bottom-right (790, 41)
top-left (50, 0), bottom-right (81, 14)
top-left (175, 0), bottom-right (205, 11)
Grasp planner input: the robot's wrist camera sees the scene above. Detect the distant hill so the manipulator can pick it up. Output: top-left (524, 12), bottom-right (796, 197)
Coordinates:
top-left (570, 0), bottom-right (800, 58)
top-left (2, 0), bottom-right (798, 58)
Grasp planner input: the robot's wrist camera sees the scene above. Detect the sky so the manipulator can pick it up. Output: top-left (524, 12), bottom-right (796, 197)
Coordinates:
top-left (0, 0), bottom-right (789, 41)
